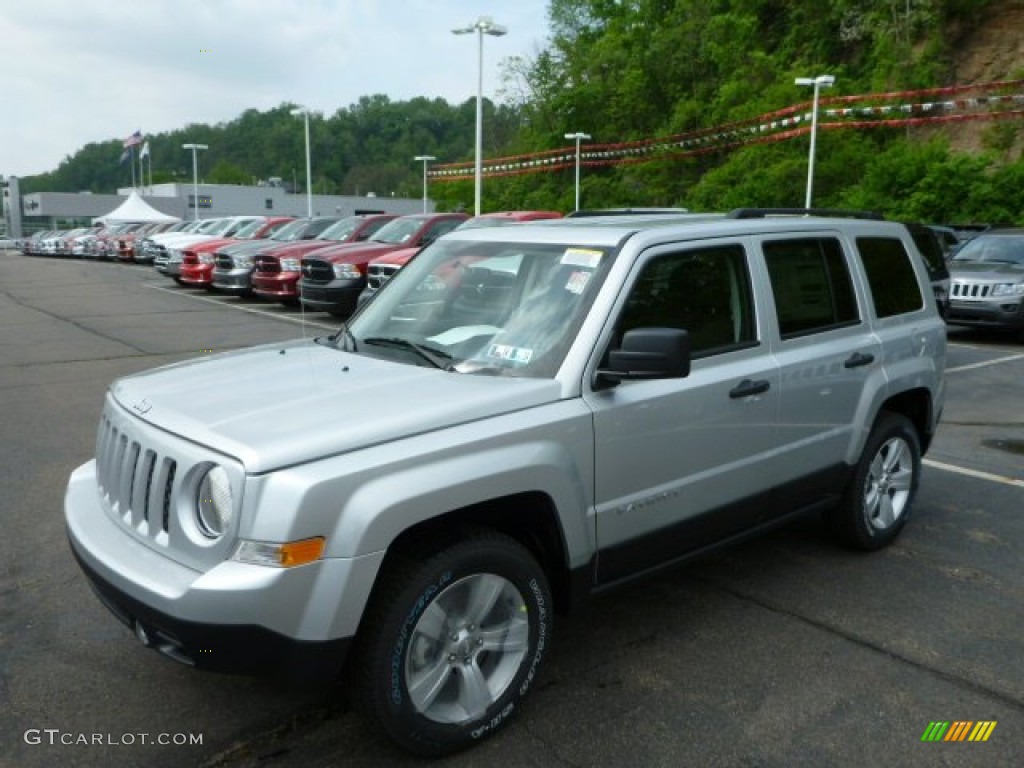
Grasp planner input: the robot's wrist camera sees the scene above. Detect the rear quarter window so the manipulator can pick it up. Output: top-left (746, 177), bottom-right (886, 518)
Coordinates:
top-left (856, 237), bottom-right (925, 318)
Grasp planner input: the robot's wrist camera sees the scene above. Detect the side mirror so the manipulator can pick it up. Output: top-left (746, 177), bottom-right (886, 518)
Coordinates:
top-left (595, 328), bottom-right (691, 387)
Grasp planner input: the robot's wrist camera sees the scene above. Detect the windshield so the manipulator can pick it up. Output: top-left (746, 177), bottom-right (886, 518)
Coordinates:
top-left (318, 216), bottom-right (364, 241)
top-left (371, 217), bottom-right (423, 244)
top-left (270, 219), bottom-right (310, 241)
top-left (232, 218), bottom-right (266, 239)
top-left (951, 235), bottom-right (1024, 265)
top-left (196, 219), bottom-right (227, 234)
top-left (344, 238), bottom-right (613, 378)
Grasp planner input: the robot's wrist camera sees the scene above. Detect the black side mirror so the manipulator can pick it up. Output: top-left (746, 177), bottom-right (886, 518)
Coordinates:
top-left (595, 328), bottom-right (691, 388)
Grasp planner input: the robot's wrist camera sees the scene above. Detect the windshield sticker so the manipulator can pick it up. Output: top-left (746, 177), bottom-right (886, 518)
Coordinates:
top-left (428, 325), bottom-right (502, 345)
top-left (561, 248), bottom-right (603, 268)
top-left (565, 270), bottom-right (592, 295)
top-left (486, 344), bottom-right (534, 364)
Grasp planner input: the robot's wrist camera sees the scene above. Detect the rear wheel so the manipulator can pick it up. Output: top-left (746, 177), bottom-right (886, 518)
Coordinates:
top-left (356, 530), bottom-right (551, 757)
top-left (828, 412), bottom-right (921, 550)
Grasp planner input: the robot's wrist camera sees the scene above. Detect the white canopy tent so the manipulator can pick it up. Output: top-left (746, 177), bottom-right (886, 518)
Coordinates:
top-left (93, 191), bottom-right (179, 225)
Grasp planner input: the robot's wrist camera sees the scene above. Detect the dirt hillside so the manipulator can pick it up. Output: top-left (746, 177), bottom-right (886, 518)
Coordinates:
top-left (945, 0), bottom-right (1024, 156)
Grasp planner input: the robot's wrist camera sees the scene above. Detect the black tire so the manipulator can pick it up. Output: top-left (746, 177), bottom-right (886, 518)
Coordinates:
top-left (828, 411), bottom-right (921, 550)
top-left (356, 530), bottom-right (552, 757)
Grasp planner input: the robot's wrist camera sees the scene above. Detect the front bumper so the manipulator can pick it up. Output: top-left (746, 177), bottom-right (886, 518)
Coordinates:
top-left (298, 278), bottom-right (363, 315)
top-left (180, 265), bottom-right (214, 286)
top-left (211, 269), bottom-right (253, 294)
top-left (252, 271), bottom-right (301, 300)
top-left (947, 298), bottom-right (1024, 331)
top-left (65, 461), bottom-right (361, 679)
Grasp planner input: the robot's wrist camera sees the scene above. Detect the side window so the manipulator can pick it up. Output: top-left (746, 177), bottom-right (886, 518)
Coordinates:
top-left (424, 219), bottom-right (462, 243)
top-left (857, 237), bottom-right (925, 318)
top-left (763, 238), bottom-right (859, 338)
top-left (617, 244), bottom-right (756, 358)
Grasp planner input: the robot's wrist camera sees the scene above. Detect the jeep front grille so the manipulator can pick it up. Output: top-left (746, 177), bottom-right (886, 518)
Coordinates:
top-left (951, 282), bottom-right (991, 299)
top-left (96, 415), bottom-right (177, 541)
top-left (367, 263), bottom-right (400, 289)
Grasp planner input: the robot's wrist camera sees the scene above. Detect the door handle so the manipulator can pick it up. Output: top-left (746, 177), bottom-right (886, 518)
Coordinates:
top-left (844, 352), bottom-right (875, 369)
top-left (729, 379), bottom-right (770, 399)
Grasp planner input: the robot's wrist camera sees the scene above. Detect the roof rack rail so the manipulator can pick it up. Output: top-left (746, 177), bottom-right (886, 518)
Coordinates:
top-left (726, 208), bottom-right (884, 220)
top-left (564, 207), bottom-right (689, 218)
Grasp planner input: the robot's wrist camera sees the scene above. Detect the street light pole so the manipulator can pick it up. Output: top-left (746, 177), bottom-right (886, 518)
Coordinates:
top-left (794, 74), bottom-right (835, 209)
top-left (452, 16), bottom-right (507, 216)
top-left (413, 155), bottom-right (436, 213)
top-left (290, 107), bottom-right (313, 218)
top-left (181, 143), bottom-right (208, 220)
top-left (564, 132), bottom-right (591, 211)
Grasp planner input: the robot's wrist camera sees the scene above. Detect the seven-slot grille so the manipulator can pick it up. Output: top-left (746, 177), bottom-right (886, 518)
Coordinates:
top-left (951, 281), bottom-right (992, 299)
top-left (214, 253), bottom-right (235, 270)
top-left (96, 414), bottom-right (177, 543)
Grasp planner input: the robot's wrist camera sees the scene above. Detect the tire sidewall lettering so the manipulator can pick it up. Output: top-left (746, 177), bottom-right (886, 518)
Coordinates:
top-left (519, 577), bottom-right (548, 698)
top-left (389, 569), bottom-right (453, 707)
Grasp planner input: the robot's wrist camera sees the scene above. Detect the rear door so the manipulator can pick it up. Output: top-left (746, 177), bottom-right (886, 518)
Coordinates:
top-left (757, 234), bottom-right (883, 512)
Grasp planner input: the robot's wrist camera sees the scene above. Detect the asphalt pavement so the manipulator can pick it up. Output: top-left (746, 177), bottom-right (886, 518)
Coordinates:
top-left (1, 249), bottom-right (1021, 768)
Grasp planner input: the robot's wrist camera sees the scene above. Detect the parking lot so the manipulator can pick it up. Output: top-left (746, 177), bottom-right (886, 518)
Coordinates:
top-left (1, 249), bottom-right (1022, 768)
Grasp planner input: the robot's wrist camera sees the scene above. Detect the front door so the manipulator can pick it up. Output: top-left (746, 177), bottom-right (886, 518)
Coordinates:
top-left (585, 240), bottom-right (781, 586)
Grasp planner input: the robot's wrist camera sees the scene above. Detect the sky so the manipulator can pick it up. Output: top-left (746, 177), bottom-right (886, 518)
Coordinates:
top-left (0, 0), bottom-right (552, 178)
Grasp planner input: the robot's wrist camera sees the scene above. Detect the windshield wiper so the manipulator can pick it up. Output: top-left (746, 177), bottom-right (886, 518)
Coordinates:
top-left (363, 336), bottom-right (454, 370)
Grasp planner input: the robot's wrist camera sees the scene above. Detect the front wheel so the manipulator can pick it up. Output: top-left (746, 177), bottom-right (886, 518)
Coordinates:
top-left (356, 531), bottom-right (552, 757)
top-left (828, 411), bottom-right (921, 550)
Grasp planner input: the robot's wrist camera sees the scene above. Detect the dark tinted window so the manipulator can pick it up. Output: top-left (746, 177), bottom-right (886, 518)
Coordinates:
top-left (857, 237), bottom-right (925, 318)
top-left (763, 238), bottom-right (859, 338)
top-left (907, 227), bottom-right (948, 279)
top-left (618, 244), bottom-right (756, 357)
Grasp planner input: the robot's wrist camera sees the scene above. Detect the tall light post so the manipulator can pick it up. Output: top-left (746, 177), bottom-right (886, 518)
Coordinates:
top-left (564, 132), bottom-right (591, 211)
top-left (794, 74), bottom-right (835, 209)
top-left (290, 107), bottom-right (313, 218)
top-left (452, 16), bottom-right (507, 216)
top-left (181, 143), bottom-right (208, 220)
top-left (413, 155), bottom-right (436, 213)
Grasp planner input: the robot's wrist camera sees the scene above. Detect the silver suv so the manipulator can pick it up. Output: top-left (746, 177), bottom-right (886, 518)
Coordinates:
top-left (947, 228), bottom-right (1024, 340)
top-left (66, 210), bottom-right (946, 756)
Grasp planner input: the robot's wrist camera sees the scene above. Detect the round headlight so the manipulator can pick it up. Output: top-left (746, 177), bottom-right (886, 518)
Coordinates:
top-left (196, 465), bottom-right (233, 539)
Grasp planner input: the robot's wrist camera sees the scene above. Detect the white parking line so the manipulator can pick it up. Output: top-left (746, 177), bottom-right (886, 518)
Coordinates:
top-left (143, 282), bottom-right (340, 331)
top-left (924, 458), bottom-right (1024, 489)
top-left (947, 353), bottom-right (1024, 373)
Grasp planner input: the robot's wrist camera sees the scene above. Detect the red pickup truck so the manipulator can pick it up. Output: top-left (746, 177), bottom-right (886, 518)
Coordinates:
top-left (298, 212), bottom-right (469, 316)
top-left (249, 214), bottom-right (397, 305)
top-left (358, 210), bottom-right (563, 306)
top-left (178, 217), bottom-right (296, 288)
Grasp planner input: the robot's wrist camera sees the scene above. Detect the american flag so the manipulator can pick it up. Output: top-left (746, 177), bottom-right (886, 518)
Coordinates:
top-left (122, 130), bottom-right (143, 148)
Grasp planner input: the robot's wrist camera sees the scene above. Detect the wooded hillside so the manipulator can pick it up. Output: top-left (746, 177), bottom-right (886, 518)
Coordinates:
top-left (22, 0), bottom-right (1024, 223)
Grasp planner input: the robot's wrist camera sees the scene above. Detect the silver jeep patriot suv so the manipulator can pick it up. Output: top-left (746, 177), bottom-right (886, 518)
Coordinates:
top-left (66, 209), bottom-right (946, 756)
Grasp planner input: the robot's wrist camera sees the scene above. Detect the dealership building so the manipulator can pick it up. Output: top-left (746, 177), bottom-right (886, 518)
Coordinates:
top-left (2, 177), bottom-right (430, 237)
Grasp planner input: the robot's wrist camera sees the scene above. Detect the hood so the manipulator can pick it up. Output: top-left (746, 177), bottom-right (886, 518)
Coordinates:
top-left (950, 261), bottom-right (1024, 281)
top-left (263, 239), bottom-right (341, 259)
top-left (314, 241), bottom-right (399, 264)
top-left (370, 246), bottom-right (420, 267)
top-left (162, 233), bottom-right (218, 250)
top-left (110, 339), bottom-right (560, 473)
top-left (217, 239), bottom-right (282, 256)
top-left (190, 237), bottom-right (238, 254)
